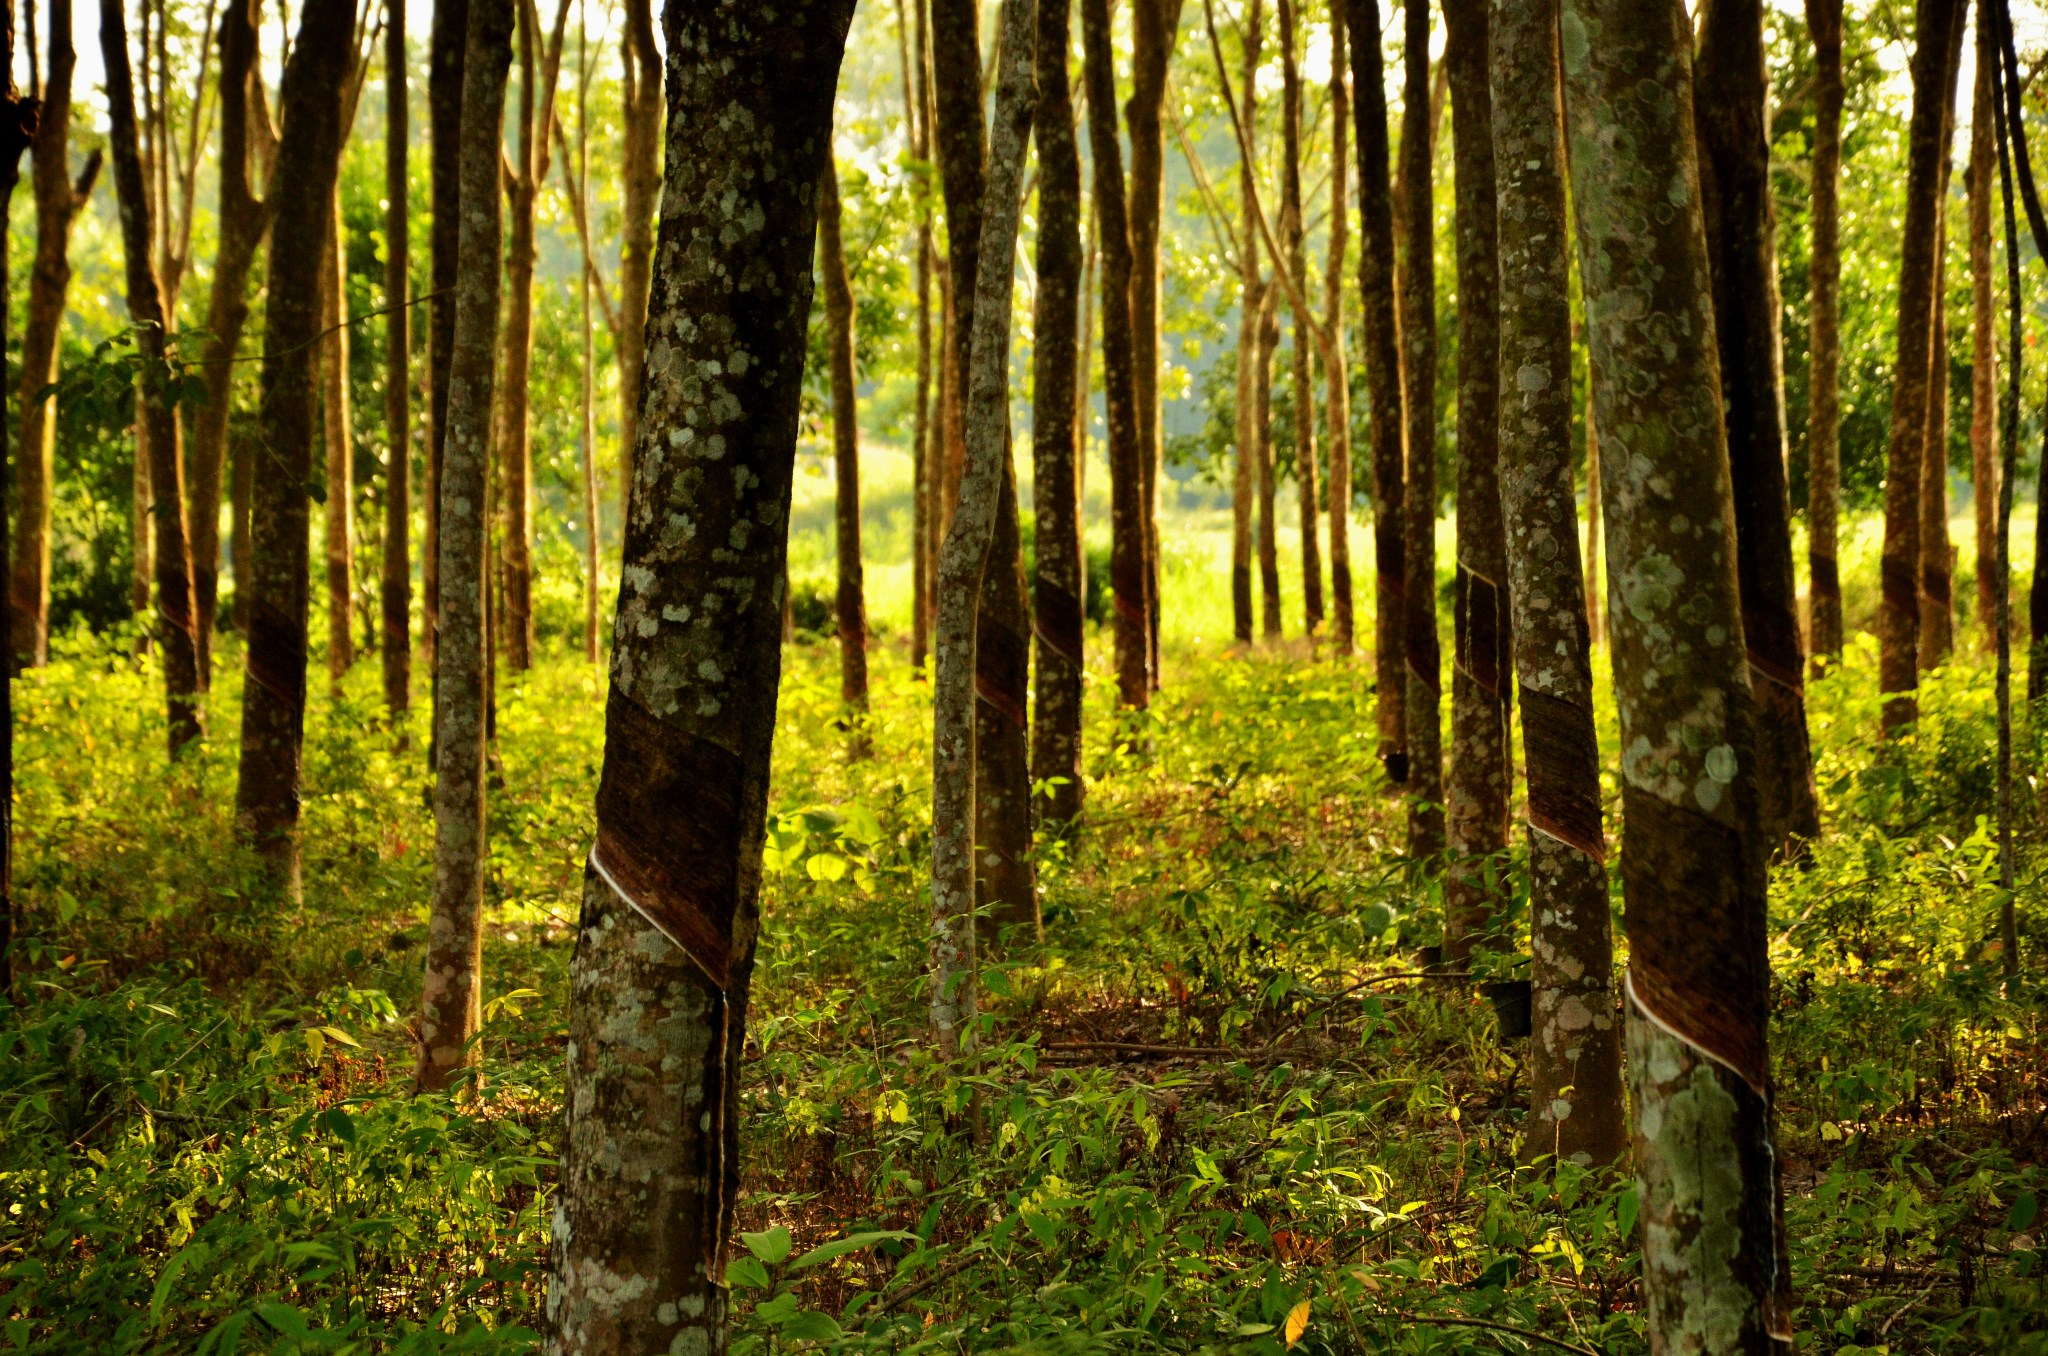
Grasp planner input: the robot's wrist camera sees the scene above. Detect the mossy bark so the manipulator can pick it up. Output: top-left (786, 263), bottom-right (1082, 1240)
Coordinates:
top-left (1278, 0), bottom-right (1321, 637)
top-left (233, 0), bottom-right (357, 897)
top-left (543, 7), bottom-right (854, 1348)
top-left (1398, 0), bottom-right (1441, 856)
top-left (1804, 0), bottom-right (1843, 669)
top-left (416, 0), bottom-right (513, 1093)
top-left (818, 151), bottom-right (870, 749)
top-left (1561, 0), bottom-right (1788, 1339)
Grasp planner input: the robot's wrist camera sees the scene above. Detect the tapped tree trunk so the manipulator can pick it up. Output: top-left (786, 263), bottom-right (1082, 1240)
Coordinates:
top-left (611, 0), bottom-right (660, 524)
top-left (818, 150), bottom-right (870, 748)
top-left (933, 0), bottom-right (1036, 935)
top-left (543, 6), bottom-right (855, 1348)
top-left (1442, 0), bottom-right (1510, 965)
top-left (416, 0), bottom-right (513, 1094)
top-left (1278, 0), bottom-right (1320, 639)
top-left (13, 0), bottom-right (99, 671)
top-left (1806, 0), bottom-right (1844, 668)
top-left (1970, 0), bottom-right (1999, 650)
top-left (1563, 1), bottom-right (1790, 1343)
top-left (1880, 0), bottom-right (1965, 733)
top-left (1694, 0), bottom-right (1822, 853)
top-left (1231, 1), bottom-right (1263, 647)
top-left (1031, 0), bottom-right (1086, 829)
top-left (104, 0), bottom-right (203, 756)
top-left (234, 0), bottom-right (358, 894)
top-left (382, 0), bottom-right (410, 719)
top-left (1129, 0), bottom-right (1182, 690)
top-left (1324, 12), bottom-right (1353, 654)
top-left (1346, 0), bottom-right (1404, 775)
top-left (1397, 0), bottom-right (1441, 857)
top-left (1083, 0), bottom-right (1151, 711)
top-left (1490, 0), bottom-right (1625, 1168)
top-left (930, 0), bottom-right (1035, 1052)
top-left (425, 0), bottom-right (467, 686)
top-left (321, 190), bottom-right (355, 684)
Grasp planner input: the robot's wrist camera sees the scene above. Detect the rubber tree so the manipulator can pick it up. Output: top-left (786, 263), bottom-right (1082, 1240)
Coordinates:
top-left (383, 0), bottom-right (411, 720)
top-left (1031, 0), bottom-right (1087, 828)
top-left (1346, 0), bottom-right (1405, 778)
top-left (1562, 0), bottom-right (1790, 1342)
top-left (1879, 0), bottom-right (1964, 733)
top-left (1441, 0), bottom-right (1510, 965)
top-left (1969, 0), bottom-right (1998, 650)
top-left (1256, 290), bottom-right (1282, 639)
top-left (415, 0), bottom-right (514, 1093)
top-left (321, 190), bottom-right (355, 682)
top-left (425, 0), bottom-right (468, 680)
top-left (103, 0), bottom-right (203, 756)
top-left (1397, 0), bottom-right (1441, 855)
top-left (1693, 0), bottom-right (1821, 853)
top-left (818, 149), bottom-right (870, 749)
top-left (1921, 13), bottom-right (1965, 672)
top-left (542, 4), bottom-right (855, 1348)
top-left (1489, 0), bottom-right (1625, 1168)
top-left (901, 0), bottom-right (936, 672)
top-left (233, 0), bottom-right (358, 895)
top-left (12, 0), bottom-right (99, 670)
top-left (610, 0), bottom-right (660, 521)
top-left (1805, 0), bottom-right (1844, 669)
top-left (1325, 10), bottom-right (1354, 654)
top-left (1278, 0), bottom-right (1321, 638)
top-left (0, 0), bottom-right (32, 993)
top-left (1230, 1), bottom-right (1264, 645)
top-left (1129, 0), bottom-right (1183, 689)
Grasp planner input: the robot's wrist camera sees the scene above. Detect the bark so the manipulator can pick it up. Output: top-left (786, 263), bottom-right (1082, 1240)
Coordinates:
top-left (1279, 0), bottom-right (1321, 638)
top-left (426, 0), bottom-right (467, 682)
top-left (1031, 0), bottom-right (1086, 828)
top-left (932, 0), bottom-right (1035, 935)
top-left (12, 0), bottom-right (98, 670)
top-left (1256, 291), bottom-right (1282, 638)
top-left (416, 0), bottom-right (513, 1093)
top-left (1562, 0), bottom-right (1789, 1342)
top-left (1129, 0), bottom-right (1181, 690)
top-left (1694, 0), bottom-right (1822, 852)
top-left (1231, 1), bottom-right (1264, 646)
top-left (1990, 0), bottom-right (2022, 978)
top-left (321, 190), bottom-right (356, 683)
top-left (1805, 0), bottom-right (1844, 667)
top-left (542, 5), bottom-right (854, 1348)
top-left (905, 0), bottom-right (935, 673)
top-left (1398, 0), bottom-right (1441, 856)
top-left (1879, 0), bottom-right (1964, 733)
top-left (1347, 0), bottom-right (1405, 777)
top-left (1085, 0), bottom-right (1150, 709)
top-left (818, 151), bottom-right (870, 746)
top-left (383, 0), bottom-right (411, 718)
top-left (1325, 12), bottom-right (1353, 653)
top-left (611, 0), bottom-right (659, 524)
top-left (1921, 26), bottom-right (1964, 672)
top-left (233, 0), bottom-right (357, 895)
top-left (1442, 0), bottom-right (1510, 964)
top-left (1490, 0), bottom-right (1625, 1169)
top-left (1583, 371), bottom-right (1603, 645)
top-left (576, 19), bottom-right (599, 665)
top-left (104, 0), bottom-right (203, 756)
top-left (1970, 0), bottom-right (1998, 651)
top-left (0, 0), bottom-right (29, 993)
top-left (930, 0), bottom-right (1034, 1055)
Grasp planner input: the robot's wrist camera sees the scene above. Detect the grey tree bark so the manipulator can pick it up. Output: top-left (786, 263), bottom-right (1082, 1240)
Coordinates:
top-left (1563, 0), bottom-right (1790, 1341)
top-left (543, 5), bottom-right (855, 1349)
top-left (1489, 0), bottom-right (1624, 1168)
top-left (1398, 0), bottom-right (1441, 855)
top-left (425, 0), bottom-right (467, 686)
top-left (1129, 0), bottom-right (1182, 689)
top-left (818, 150), bottom-right (870, 749)
top-left (416, 0), bottom-right (513, 1094)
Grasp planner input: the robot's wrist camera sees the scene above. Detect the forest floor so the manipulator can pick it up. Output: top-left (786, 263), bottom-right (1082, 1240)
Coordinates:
top-left (0, 600), bottom-right (2045, 1354)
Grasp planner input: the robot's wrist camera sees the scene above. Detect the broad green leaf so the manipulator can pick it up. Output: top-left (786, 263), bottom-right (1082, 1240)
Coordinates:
top-left (741, 1225), bottom-right (793, 1265)
top-left (790, 1229), bottom-right (918, 1272)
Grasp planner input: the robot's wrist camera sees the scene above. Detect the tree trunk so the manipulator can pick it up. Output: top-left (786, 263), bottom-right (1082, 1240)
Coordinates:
top-left (930, 0), bottom-right (1035, 1051)
top-left (1583, 373), bottom-right (1603, 645)
top-left (1231, 2), bottom-right (1263, 647)
top-left (1256, 290), bottom-right (1282, 639)
top-left (611, 0), bottom-right (659, 524)
top-left (1278, 0), bottom-right (1320, 639)
top-left (1084, 0), bottom-right (1150, 711)
top-left (933, 0), bottom-right (1036, 935)
top-left (1398, 0), bottom-right (1441, 856)
top-left (132, 427), bottom-right (152, 650)
top-left (543, 6), bottom-right (855, 1348)
top-left (1347, 0), bottom-right (1404, 777)
top-left (416, 0), bottom-right (513, 1093)
top-left (1694, 0), bottom-right (1822, 853)
top-left (576, 15), bottom-right (599, 665)
top-left (233, 0), bottom-right (358, 896)
top-left (1806, 0), bottom-right (1844, 668)
top-left (426, 0), bottom-right (467, 684)
top-left (12, 0), bottom-right (98, 670)
top-left (1442, 0), bottom-right (1509, 965)
top-left (819, 150), bottom-right (870, 748)
top-left (104, 0), bottom-right (203, 756)
top-left (1562, 1), bottom-right (1789, 1343)
top-left (1031, 0), bottom-right (1085, 829)
top-left (1129, 0), bottom-right (1182, 690)
top-left (1880, 0), bottom-right (1965, 733)
top-left (1990, 0), bottom-right (2023, 979)
top-left (0, 0), bottom-right (29, 993)
top-left (1325, 11), bottom-right (1353, 654)
top-left (1970, 0), bottom-right (1998, 653)
top-left (382, 0), bottom-right (410, 719)
top-left (904, 0), bottom-right (935, 674)
top-left (1490, 0), bottom-right (1625, 1169)
top-left (322, 189), bottom-right (356, 684)
top-left (1921, 31), bottom-right (1964, 673)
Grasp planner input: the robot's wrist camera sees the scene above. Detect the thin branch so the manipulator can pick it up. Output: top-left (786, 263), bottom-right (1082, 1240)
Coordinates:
top-left (553, 115), bottom-right (621, 337)
top-left (1166, 86), bottom-right (1243, 272)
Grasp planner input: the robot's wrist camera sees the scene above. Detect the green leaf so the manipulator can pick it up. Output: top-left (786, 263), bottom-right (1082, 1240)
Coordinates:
top-left (317, 1025), bottom-right (362, 1048)
top-left (2010, 1189), bottom-right (2039, 1234)
top-left (1617, 1185), bottom-right (1640, 1240)
top-left (151, 1244), bottom-right (206, 1330)
top-left (741, 1225), bottom-right (793, 1265)
top-left (790, 1229), bottom-right (919, 1272)
top-left (255, 1303), bottom-right (311, 1340)
top-left (1023, 1209), bottom-right (1062, 1248)
top-left (728, 1256), bottom-right (772, 1290)
top-left (753, 1293), bottom-right (800, 1323)
top-left (780, 1311), bottom-right (844, 1343)
top-left (320, 1107), bottom-right (357, 1143)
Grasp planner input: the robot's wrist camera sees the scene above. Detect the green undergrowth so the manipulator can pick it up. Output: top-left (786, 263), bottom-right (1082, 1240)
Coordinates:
top-left (1, 619), bottom-right (2045, 1354)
